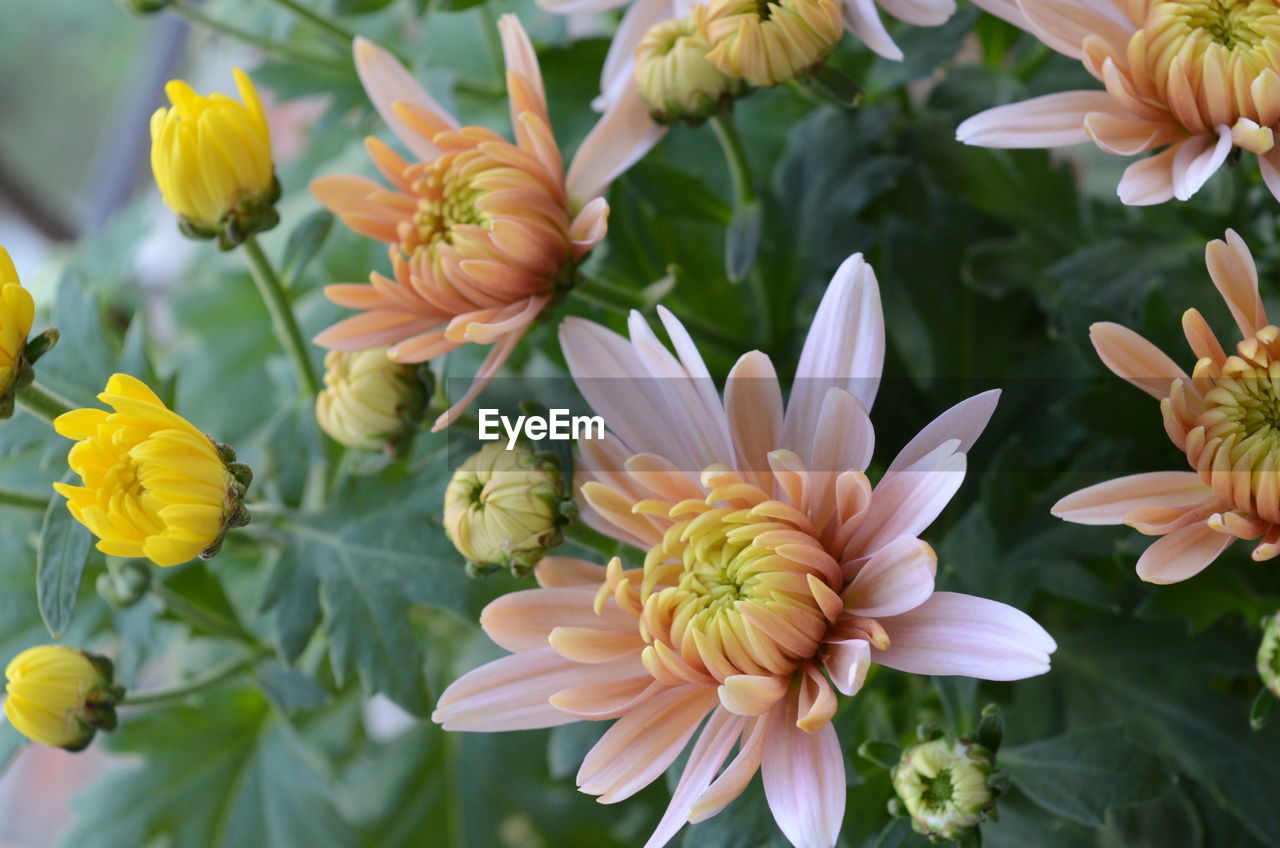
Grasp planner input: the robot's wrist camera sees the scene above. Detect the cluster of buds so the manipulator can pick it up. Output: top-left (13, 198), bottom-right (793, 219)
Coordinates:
top-left (315, 348), bottom-right (432, 456)
top-left (863, 705), bottom-right (1007, 845)
top-left (633, 0), bottom-right (843, 123)
top-left (3, 646), bottom-right (125, 751)
top-left (443, 442), bottom-right (576, 577)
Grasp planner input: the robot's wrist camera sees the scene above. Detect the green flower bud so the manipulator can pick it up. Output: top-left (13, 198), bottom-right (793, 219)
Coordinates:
top-left (891, 737), bottom-right (999, 843)
top-left (443, 443), bottom-right (574, 577)
top-left (634, 15), bottom-right (746, 125)
top-left (1259, 612), bottom-right (1280, 699)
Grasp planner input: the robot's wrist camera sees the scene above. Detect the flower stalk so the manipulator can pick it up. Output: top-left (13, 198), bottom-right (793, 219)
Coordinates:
top-left (120, 648), bottom-right (270, 707)
top-left (0, 485), bottom-right (51, 513)
top-left (16, 380), bottom-right (78, 424)
top-left (169, 0), bottom-right (350, 72)
top-left (242, 235), bottom-right (321, 397)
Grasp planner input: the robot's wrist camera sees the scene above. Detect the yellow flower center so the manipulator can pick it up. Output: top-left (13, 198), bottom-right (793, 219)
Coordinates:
top-left (632, 473), bottom-right (838, 681)
top-left (1170, 0), bottom-right (1275, 49)
top-left (405, 150), bottom-right (493, 254)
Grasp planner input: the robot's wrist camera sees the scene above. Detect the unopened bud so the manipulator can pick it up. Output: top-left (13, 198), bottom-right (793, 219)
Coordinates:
top-left (444, 443), bottom-right (574, 577)
top-left (3, 645), bottom-right (124, 751)
top-left (699, 0), bottom-right (843, 88)
top-left (315, 348), bottom-right (430, 454)
top-left (635, 15), bottom-right (745, 124)
top-left (891, 736), bottom-right (999, 843)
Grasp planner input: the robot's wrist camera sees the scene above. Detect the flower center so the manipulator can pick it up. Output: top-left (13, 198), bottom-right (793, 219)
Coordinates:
top-left (1191, 327), bottom-right (1280, 512)
top-left (402, 150), bottom-right (493, 256)
top-left (1173, 0), bottom-right (1274, 48)
top-left (633, 471), bottom-right (839, 682)
top-left (919, 769), bottom-right (957, 811)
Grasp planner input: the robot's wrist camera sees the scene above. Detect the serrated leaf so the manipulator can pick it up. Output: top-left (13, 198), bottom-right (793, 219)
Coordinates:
top-left (36, 487), bottom-right (94, 638)
top-left (1002, 725), bottom-right (1170, 827)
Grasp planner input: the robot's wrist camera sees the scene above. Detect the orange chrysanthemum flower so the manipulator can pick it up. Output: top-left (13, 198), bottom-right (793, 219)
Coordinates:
top-left (1055, 230), bottom-right (1280, 582)
top-left (960, 0), bottom-right (1280, 204)
top-left (312, 16), bottom-right (664, 429)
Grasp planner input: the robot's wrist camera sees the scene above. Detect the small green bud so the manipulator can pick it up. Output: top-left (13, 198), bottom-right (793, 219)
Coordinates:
top-left (891, 737), bottom-right (1001, 843)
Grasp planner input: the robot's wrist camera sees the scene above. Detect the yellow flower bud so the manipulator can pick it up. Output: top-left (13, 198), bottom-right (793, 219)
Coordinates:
top-left (699, 0), bottom-right (843, 88)
top-left (443, 443), bottom-right (573, 576)
top-left (635, 15), bottom-right (746, 124)
top-left (3, 645), bottom-right (123, 751)
top-left (892, 737), bottom-right (997, 842)
top-left (0, 247), bottom-right (35, 418)
top-left (315, 348), bottom-right (430, 454)
top-left (149, 68), bottom-right (280, 249)
top-left (52, 373), bottom-right (253, 568)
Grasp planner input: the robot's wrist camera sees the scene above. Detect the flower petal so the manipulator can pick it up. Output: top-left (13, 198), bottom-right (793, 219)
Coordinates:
top-left (1089, 322), bottom-right (1188, 398)
top-left (886, 389), bottom-right (999, 473)
top-left (1205, 229), bottom-right (1266, 339)
top-left (1051, 472), bottom-right (1215, 525)
top-left (1135, 521), bottom-right (1233, 584)
top-left (957, 91), bottom-right (1119, 148)
top-left (761, 694), bottom-right (845, 848)
top-left (844, 536), bottom-right (937, 617)
top-left (353, 36), bottom-right (457, 161)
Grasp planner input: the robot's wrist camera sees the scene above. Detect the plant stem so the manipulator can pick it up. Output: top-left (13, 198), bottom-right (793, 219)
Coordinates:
top-left (170, 0), bottom-right (349, 72)
top-left (571, 275), bottom-right (648, 313)
top-left (121, 648), bottom-right (269, 707)
top-left (150, 582), bottom-right (256, 644)
top-left (0, 486), bottom-right (50, 513)
top-left (709, 112), bottom-right (757, 207)
top-left (16, 381), bottom-right (77, 423)
top-left (242, 235), bottom-right (321, 397)
top-left (266, 0), bottom-right (354, 44)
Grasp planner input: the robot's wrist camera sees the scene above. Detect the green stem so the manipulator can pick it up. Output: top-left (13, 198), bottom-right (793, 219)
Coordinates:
top-left (16, 381), bottom-right (77, 423)
top-left (121, 648), bottom-right (269, 707)
top-left (571, 275), bottom-right (648, 313)
top-left (0, 486), bottom-right (51, 513)
top-left (170, 0), bottom-right (350, 72)
top-left (242, 236), bottom-right (321, 397)
top-left (266, 0), bottom-right (356, 44)
top-left (709, 112), bottom-right (757, 206)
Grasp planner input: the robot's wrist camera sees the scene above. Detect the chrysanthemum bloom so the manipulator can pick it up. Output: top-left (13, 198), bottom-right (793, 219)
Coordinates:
top-left (698, 0), bottom-right (844, 87)
top-left (635, 14), bottom-right (746, 122)
top-left (3, 645), bottom-right (123, 751)
top-left (315, 347), bottom-right (430, 454)
top-left (0, 246), bottom-right (34, 418)
top-left (1052, 230), bottom-right (1280, 582)
top-left (891, 736), bottom-right (998, 842)
top-left (53, 374), bottom-right (253, 568)
top-left (444, 442), bottom-right (574, 576)
top-left (311, 16), bottom-right (664, 431)
top-left (433, 255), bottom-right (1055, 848)
top-left (959, 0), bottom-right (1280, 205)
top-left (150, 68), bottom-right (280, 248)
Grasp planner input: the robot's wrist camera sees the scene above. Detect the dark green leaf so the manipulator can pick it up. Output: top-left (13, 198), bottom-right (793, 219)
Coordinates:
top-left (36, 487), bottom-right (94, 638)
top-left (281, 210), bottom-right (335, 288)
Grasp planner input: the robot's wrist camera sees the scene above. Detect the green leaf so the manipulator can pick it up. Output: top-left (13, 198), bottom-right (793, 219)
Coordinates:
top-left (281, 210), bottom-right (335, 289)
top-left (36, 486), bottom-right (94, 638)
top-left (60, 688), bottom-right (355, 848)
top-left (0, 721), bottom-right (24, 775)
top-left (1097, 788), bottom-right (1204, 848)
top-left (725, 200), bottom-right (763, 283)
top-left (1001, 724), bottom-right (1170, 827)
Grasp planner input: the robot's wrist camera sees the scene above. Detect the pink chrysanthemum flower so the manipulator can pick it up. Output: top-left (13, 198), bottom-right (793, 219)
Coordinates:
top-left (432, 255), bottom-right (1055, 848)
top-left (311, 16), bottom-right (664, 430)
top-left (959, 0), bottom-right (1280, 205)
top-left (1055, 230), bottom-right (1280, 583)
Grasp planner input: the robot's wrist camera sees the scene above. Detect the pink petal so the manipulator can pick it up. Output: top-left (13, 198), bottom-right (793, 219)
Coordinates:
top-left (429, 328), bottom-right (525, 431)
top-left (823, 639), bottom-right (870, 696)
top-left (643, 708), bottom-right (746, 848)
top-left (725, 351), bottom-right (784, 486)
top-left (875, 591), bottom-right (1056, 680)
top-left (783, 254), bottom-right (884, 460)
top-left (843, 0), bottom-right (903, 60)
top-left (877, 0), bottom-right (955, 26)
top-left (1205, 229), bottom-right (1266, 338)
top-left (536, 556), bottom-right (609, 588)
top-left (1018, 0), bottom-right (1134, 58)
top-left (957, 91), bottom-right (1118, 148)
top-left (1135, 521), bottom-right (1233, 584)
top-left (844, 536), bottom-right (937, 617)
top-left (1172, 126), bottom-right (1232, 201)
top-left (433, 646), bottom-right (644, 731)
top-left (1089, 322), bottom-right (1188, 398)
top-left (718, 674), bottom-right (789, 716)
top-left (762, 695), bottom-right (845, 848)
top-left (690, 716), bottom-right (766, 822)
top-left (1051, 471), bottom-right (1215, 525)
top-left (569, 197), bottom-right (610, 256)
top-left (353, 36), bottom-right (458, 161)
top-left (598, 0), bottom-right (675, 110)
top-left (966, 0), bottom-right (1027, 27)
top-left (481, 587), bottom-right (634, 652)
top-left (1259, 145), bottom-right (1280, 203)
top-left (886, 389), bottom-right (999, 473)
top-left (497, 14), bottom-right (547, 127)
top-left (1117, 145), bottom-right (1178, 206)
top-left (577, 685), bottom-right (719, 803)
top-left (566, 79), bottom-right (666, 207)
top-left (843, 440), bottom-right (966, 557)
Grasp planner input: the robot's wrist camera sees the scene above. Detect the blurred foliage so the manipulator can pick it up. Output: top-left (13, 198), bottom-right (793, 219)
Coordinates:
top-left (1, 0), bottom-right (1279, 846)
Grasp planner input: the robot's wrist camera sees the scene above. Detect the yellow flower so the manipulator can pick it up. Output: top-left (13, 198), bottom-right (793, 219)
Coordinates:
top-left (443, 443), bottom-right (572, 576)
top-left (52, 374), bottom-right (253, 568)
top-left (149, 68), bottom-right (279, 248)
top-left (3, 645), bottom-right (123, 751)
top-left (0, 246), bottom-right (34, 416)
top-left (699, 0), bottom-right (843, 87)
top-left (315, 347), bottom-right (430, 453)
top-left (635, 15), bottom-right (745, 124)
